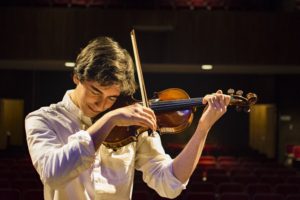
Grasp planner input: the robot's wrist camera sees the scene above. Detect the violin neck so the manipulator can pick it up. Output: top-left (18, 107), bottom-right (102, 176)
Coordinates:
top-left (150, 97), bottom-right (204, 112)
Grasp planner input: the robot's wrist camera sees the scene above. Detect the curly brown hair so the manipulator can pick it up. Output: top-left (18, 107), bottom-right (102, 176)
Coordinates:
top-left (74, 36), bottom-right (136, 95)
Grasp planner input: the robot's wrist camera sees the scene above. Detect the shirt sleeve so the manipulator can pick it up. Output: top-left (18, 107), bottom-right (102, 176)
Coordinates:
top-left (134, 132), bottom-right (188, 199)
top-left (25, 111), bottom-right (95, 189)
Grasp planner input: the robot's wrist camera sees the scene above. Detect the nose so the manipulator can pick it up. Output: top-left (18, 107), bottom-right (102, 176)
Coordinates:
top-left (94, 100), bottom-right (105, 112)
top-left (94, 98), bottom-right (112, 113)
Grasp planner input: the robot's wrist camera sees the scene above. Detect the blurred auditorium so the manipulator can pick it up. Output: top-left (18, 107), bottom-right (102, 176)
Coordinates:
top-left (1, 0), bottom-right (300, 199)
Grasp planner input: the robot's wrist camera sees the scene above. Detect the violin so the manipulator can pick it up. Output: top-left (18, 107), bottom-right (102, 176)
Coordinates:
top-left (103, 88), bottom-right (257, 150)
top-left (102, 30), bottom-right (258, 150)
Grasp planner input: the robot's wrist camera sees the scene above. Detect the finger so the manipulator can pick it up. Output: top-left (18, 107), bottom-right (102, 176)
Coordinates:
top-left (219, 96), bottom-right (226, 108)
top-left (208, 96), bottom-right (215, 107)
top-left (203, 93), bottom-right (214, 105)
top-left (216, 89), bottom-right (223, 94)
top-left (209, 93), bottom-right (227, 111)
top-left (137, 105), bottom-right (157, 129)
top-left (136, 120), bottom-right (156, 130)
top-left (219, 94), bottom-right (231, 112)
top-left (218, 97), bottom-right (226, 112)
top-left (133, 104), bottom-right (157, 130)
top-left (135, 114), bottom-right (157, 131)
top-left (212, 95), bottom-right (222, 110)
top-left (225, 94), bottom-right (231, 105)
top-left (205, 96), bottom-right (216, 110)
top-left (139, 110), bottom-right (157, 131)
top-left (142, 107), bottom-right (157, 122)
top-left (202, 95), bottom-right (208, 105)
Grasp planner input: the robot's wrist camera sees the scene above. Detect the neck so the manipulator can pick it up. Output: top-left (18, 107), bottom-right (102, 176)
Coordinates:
top-left (150, 97), bottom-right (204, 112)
top-left (69, 90), bottom-right (79, 108)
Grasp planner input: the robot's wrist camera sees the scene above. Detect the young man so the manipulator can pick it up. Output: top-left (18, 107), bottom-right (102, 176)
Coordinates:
top-left (25, 36), bottom-right (231, 200)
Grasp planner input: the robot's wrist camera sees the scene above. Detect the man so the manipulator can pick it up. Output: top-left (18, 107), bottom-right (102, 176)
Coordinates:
top-left (25, 36), bottom-right (230, 200)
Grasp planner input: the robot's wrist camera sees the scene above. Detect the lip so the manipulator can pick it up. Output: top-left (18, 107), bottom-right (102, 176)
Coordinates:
top-left (88, 105), bottom-right (99, 114)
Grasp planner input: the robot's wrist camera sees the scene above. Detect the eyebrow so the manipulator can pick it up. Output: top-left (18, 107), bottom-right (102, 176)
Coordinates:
top-left (90, 85), bottom-right (102, 94)
top-left (90, 85), bottom-right (120, 98)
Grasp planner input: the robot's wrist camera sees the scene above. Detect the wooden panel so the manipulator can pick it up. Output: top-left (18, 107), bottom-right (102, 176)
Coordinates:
top-left (249, 104), bottom-right (277, 158)
top-left (0, 99), bottom-right (24, 148)
top-left (0, 8), bottom-right (300, 65)
top-left (0, 101), bottom-right (6, 149)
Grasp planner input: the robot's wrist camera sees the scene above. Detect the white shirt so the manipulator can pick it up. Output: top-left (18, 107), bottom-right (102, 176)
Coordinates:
top-left (25, 90), bottom-right (186, 200)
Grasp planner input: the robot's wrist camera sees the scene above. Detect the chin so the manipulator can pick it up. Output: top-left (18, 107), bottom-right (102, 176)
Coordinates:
top-left (90, 113), bottom-right (99, 118)
top-left (85, 112), bottom-right (96, 118)
top-left (81, 109), bottom-right (95, 118)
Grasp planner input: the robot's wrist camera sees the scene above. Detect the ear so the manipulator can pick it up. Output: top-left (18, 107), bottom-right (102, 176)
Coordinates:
top-left (73, 74), bottom-right (80, 85)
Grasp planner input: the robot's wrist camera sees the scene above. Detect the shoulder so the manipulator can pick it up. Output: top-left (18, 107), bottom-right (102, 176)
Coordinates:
top-left (27, 102), bottom-right (58, 116)
top-left (25, 102), bottom-right (65, 126)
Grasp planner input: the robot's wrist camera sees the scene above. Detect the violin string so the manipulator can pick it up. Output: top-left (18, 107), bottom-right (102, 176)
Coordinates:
top-left (151, 98), bottom-right (203, 105)
top-left (150, 98), bottom-right (203, 111)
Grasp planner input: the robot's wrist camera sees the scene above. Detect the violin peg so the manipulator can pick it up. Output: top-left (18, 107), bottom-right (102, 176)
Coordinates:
top-left (246, 92), bottom-right (258, 105)
top-left (236, 90), bottom-right (243, 96)
top-left (227, 88), bottom-right (235, 95)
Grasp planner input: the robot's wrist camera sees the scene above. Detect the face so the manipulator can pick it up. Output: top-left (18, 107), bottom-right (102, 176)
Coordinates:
top-left (72, 76), bottom-right (121, 118)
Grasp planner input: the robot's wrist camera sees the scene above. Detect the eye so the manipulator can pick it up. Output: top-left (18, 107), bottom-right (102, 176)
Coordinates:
top-left (108, 96), bottom-right (117, 102)
top-left (92, 90), bottom-right (99, 95)
top-left (89, 88), bottom-right (100, 96)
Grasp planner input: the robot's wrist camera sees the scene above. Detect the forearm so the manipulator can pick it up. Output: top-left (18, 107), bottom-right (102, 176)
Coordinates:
top-left (87, 112), bottom-right (116, 150)
top-left (172, 91), bottom-right (230, 183)
top-left (172, 123), bottom-right (210, 183)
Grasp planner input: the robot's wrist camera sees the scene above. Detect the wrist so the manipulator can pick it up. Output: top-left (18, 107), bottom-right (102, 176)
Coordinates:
top-left (197, 120), bottom-right (211, 135)
top-left (87, 112), bottom-right (117, 150)
top-left (104, 110), bottom-right (118, 128)
top-left (87, 112), bottom-right (115, 137)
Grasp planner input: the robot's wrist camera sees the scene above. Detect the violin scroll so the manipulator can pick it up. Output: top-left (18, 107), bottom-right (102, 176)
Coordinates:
top-left (227, 88), bottom-right (258, 112)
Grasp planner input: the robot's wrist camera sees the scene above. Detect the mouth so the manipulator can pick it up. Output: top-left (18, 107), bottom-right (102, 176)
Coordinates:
top-left (87, 105), bottom-right (99, 114)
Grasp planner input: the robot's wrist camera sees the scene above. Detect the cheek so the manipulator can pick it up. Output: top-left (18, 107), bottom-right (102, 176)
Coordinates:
top-left (78, 91), bottom-right (93, 107)
top-left (85, 96), bottom-right (97, 105)
top-left (105, 101), bottom-right (115, 109)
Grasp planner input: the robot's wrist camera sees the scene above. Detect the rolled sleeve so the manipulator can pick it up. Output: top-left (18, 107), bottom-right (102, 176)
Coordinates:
top-left (68, 130), bottom-right (96, 170)
top-left (166, 161), bottom-right (188, 192)
top-left (135, 132), bottom-right (187, 198)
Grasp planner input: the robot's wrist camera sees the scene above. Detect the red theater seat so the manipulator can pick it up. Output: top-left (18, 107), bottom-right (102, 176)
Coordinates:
top-left (218, 183), bottom-right (245, 194)
top-left (246, 183), bottom-right (273, 196)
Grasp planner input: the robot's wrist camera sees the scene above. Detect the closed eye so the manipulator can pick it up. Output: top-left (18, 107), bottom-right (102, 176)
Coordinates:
top-left (91, 89), bottom-right (100, 95)
top-left (109, 96), bottom-right (118, 102)
top-left (89, 85), bottom-right (102, 95)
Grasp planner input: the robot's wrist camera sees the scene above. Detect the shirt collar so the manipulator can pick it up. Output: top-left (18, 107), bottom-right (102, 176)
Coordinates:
top-left (62, 90), bottom-right (93, 127)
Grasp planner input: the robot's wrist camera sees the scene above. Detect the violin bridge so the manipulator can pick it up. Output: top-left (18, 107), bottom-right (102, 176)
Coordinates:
top-left (159, 127), bottom-right (176, 133)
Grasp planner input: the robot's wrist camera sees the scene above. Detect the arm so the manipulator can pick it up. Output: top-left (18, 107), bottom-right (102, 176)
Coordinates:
top-left (25, 113), bottom-right (95, 188)
top-left (135, 132), bottom-right (186, 199)
top-left (172, 90), bottom-right (231, 183)
top-left (87, 103), bottom-right (157, 150)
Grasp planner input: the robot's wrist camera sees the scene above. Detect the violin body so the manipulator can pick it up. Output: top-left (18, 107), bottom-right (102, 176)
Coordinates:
top-left (153, 88), bottom-right (195, 134)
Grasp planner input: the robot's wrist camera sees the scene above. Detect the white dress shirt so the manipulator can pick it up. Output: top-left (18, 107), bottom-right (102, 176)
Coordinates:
top-left (25, 90), bottom-right (187, 200)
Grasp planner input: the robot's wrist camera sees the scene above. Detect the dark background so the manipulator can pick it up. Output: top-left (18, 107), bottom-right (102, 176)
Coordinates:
top-left (0, 0), bottom-right (300, 162)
